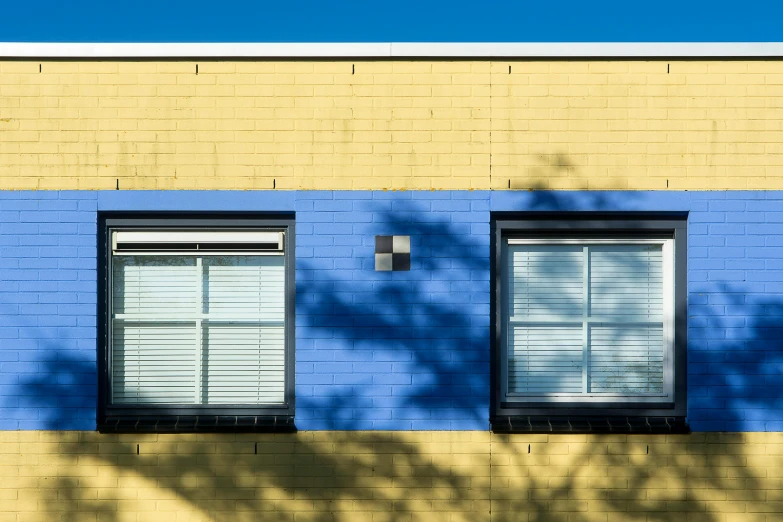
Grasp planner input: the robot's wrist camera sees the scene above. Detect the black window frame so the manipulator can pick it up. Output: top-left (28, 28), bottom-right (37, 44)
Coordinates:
top-left (97, 213), bottom-right (296, 433)
top-left (491, 213), bottom-right (688, 433)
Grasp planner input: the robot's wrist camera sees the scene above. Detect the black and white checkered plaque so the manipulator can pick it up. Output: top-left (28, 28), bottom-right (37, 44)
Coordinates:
top-left (375, 235), bottom-right (411, 271)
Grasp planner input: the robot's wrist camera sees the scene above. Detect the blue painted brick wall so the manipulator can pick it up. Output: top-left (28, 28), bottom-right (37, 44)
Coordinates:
top-left (295, 191), bottom-right (490, 430)
top-left (0, 191), bottom-right (98, 430)
top-left (0, 190), bottom-right (781, 431)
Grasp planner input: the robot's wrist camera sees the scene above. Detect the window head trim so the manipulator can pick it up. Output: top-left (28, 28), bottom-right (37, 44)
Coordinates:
top-left (112, 230), bottom-right (285, 254)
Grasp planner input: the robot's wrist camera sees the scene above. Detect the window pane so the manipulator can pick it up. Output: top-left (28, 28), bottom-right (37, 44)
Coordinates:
top-left (589, 324), bottom-right (664, 394)
top-left (112, 322), bottom-right (197, 404)
top-left (202, 324), bottom-right (285, 404)
top-left (508, 245), bottom-right (583, 320)
top-left (112, 256), bottom-right (198, 317)
top-left (508, 325), bottom-right (583, 394)
top-left (203, 256), bottom-right (285, 321)
top-left (589, 245), bottom-right (663, 320)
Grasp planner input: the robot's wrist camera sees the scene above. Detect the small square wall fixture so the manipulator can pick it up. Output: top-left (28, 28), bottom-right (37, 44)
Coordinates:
top-left (375, 235), bottom-right (410, 271)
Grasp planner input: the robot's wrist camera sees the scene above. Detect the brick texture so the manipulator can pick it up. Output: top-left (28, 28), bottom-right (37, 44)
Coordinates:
top-left (1, 61), bottom-right (783, 190)
top-left (294, 191), bottom-right (490, 430)
top-left (0, 190), bottom-right (782, 432)
top-left (0, 191), bottom-right (97, 430)
top-left (489, 61), bottom-right (783, 191)
top-left (0, 431), bottom-right (780, 521)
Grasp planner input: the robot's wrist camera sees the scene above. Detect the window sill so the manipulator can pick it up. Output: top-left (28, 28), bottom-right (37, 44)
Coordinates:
top-left (490, 415), bottom-right (689, 434)
top-left (98, 415), bottom-right (297, 433)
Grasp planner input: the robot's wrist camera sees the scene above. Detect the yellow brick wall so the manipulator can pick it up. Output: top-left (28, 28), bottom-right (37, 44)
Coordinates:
top-left (1, 431), bottom-right (781, 521)
top-left (490, 61), bottom-right (783, 191)
top-left (1, 61), bottom-right (782, 190)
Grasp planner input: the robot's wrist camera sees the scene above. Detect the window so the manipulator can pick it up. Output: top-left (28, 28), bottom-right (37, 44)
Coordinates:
top-left (98, 216), bottom-right (295, 432)
top-left (492, 215), bottom-right (687, 433)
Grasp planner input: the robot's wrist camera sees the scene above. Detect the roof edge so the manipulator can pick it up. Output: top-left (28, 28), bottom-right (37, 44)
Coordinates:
top-left (1, 42), bottom-right (783, 58)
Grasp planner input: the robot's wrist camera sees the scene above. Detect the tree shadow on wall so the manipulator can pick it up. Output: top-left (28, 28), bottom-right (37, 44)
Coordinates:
top-left (9, 191), bottom-right (783, 521)
top-left (492, 291), bottom-right (783, 522)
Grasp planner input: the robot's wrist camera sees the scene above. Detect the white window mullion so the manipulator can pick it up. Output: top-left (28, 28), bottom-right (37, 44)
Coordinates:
top-left (582, 246), bottom-right (590, 395)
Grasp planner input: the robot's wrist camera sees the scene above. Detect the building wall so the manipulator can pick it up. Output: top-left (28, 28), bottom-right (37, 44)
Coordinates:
top-left (1, 61), bottom-right (783, 190)
top-left (1, 60), bottom-right (783, 521)
top-left (0, 431), bottom-right (779, 522)
top-left (1, 189), bottom-right (781, 432)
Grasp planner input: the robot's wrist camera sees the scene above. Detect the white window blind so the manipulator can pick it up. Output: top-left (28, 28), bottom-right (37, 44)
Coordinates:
top-left (506, 241), bottom-right (671, 400)
top-left (111, 254), bottom-right (286, 406)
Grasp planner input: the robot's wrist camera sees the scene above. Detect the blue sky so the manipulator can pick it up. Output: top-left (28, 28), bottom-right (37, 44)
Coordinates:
top-left (1, 0), bottom-right (782, 42)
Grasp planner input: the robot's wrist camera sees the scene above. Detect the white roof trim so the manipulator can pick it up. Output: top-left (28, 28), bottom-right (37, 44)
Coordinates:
top-left (1, 42), bottom-right (783, 58)
top-left (391, 42), bottom-right (783, 58)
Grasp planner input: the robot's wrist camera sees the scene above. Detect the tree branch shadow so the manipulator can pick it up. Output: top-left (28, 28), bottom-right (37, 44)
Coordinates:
top-left (3, 187), bottom-right (782, 521)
